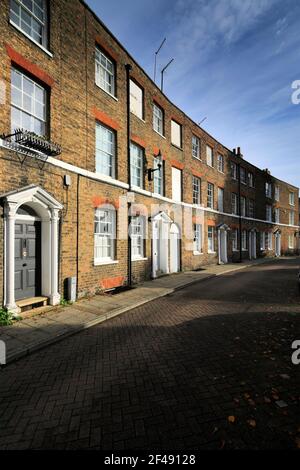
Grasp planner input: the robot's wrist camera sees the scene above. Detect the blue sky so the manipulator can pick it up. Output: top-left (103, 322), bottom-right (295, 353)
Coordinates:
top-left (86, 0), bottom-right (300, 188)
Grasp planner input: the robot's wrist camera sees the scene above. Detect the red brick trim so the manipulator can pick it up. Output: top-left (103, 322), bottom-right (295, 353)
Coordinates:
top-left (153, 147), bottom-right (167, 160)
top-left (93, 107), bottom-right (120, 131)
top-left (101, 276), bottom-right (125, 290)
top-left (171, 115), bottom-right (184, 126)
top-left (6, 44), bottom-right (54, 87)
top-left (93, 196), bottom-right (119, 209)
top-left (192, 169), bottom-right (202, 179)
top-left (130, 74), bottom-right (145, 90)
top-left (131, 134), bottom-right (146, 148)
top-left (171, 160), bottom-right (184, 170)
top-left (207, 219), bottom-right (216, 226)
top-left (192, 215), bottom-right (204, 224)
top-left (153, 96), bottom-right (165, 110)
top-left (95, 36), bottom-right (119, 62)
top-left (131, 204), bottom-right (148, 217)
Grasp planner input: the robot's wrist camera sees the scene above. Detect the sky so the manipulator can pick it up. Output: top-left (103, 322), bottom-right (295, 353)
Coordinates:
top-left (86, 0), bottom-right (300, 188)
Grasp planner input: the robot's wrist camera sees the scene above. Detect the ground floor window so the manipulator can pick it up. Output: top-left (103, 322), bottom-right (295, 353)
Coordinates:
top-left (242, 230), bottom-right (247, 251)
top-left (208, 226), bottom-right (215, 253)
top-left (194, 224), bottom-right (203, 254)
top-left (94, 208), bottom-right (116, 263)
top-left (232, 229), bottom-right (238, 251)
top-left (260, 232), bottom-right (265, 250)
top-left (131, 216), bottom-right (145, 259)
top-left (265, 232), bottom-right (273, 250)
top-left (288, 235), bottom-right (294, 249)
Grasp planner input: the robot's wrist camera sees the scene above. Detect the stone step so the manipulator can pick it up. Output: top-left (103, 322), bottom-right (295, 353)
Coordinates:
top-left (16, 296), bottom-right (48, 312)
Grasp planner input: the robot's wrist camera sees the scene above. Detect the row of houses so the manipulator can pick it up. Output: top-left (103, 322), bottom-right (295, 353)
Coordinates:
top-left (0, 0), bottom-right (299, 314)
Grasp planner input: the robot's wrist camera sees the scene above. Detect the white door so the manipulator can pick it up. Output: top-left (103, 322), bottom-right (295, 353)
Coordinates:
top-left (218, 229), bottom-right (228, 264)
top-left (275, 234), bottom-right (281, 257)
top-left (170, 224), bottom-right (180, 273)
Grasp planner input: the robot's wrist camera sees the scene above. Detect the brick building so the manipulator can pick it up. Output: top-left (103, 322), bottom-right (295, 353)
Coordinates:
top-left (0, 0), bottom-right (299, 314)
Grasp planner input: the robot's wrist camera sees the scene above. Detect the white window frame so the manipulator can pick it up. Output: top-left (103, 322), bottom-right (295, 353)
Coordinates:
top-left (232, 229), bottom-right (238, 251)
top-left (241, 196), bottom-right (246, 217)
top-left (171, 120), bottom-right (182, 148)
top-left (192, 176), bottom-right (201, 205)
top-left (231, 193), bottom-right (238, 215)
top-left (275, 185), bottom-right (280, 201)
top-left (208, 226), bottom-right (215, 253)
top-left (153, 102), bottom-right (164, 135)
top-left (265, 232), bottom-right (273, 251)
top-left (248, 199), bottom-right (254, 218)
top-left (217, 154), bottom-right (224, 173)
top-left (130, 79), bottom-right (144, 120)
top-left (240, 167), bottom-right (246, 185)
top-left (218, 187), bottom-right (224, 212)
top-left (266, 204), bottom-right (272, 222)
top-left (172, 167), bottom-right (182, 202)
top-left (131, 216), bottom-right (145, 260)
top-left (206, 145), bottom-right (213, 167)
top-left (192, 135), bottom-right (200, 160)
top-left (231, 162), bottom-right (237, 180)
top-left (95, 47), bottom-right (116, 97)
top-left (11, 67), bottom-right (47, 136)
top-left (248, 172), bottom-right (254, 188)
top-left (94, 208), bottom-right (116, 264)
top-left (194, 224), bottom-right (203, 254)
top-left (275, 207), bottom-right (280, 224)
top-left (289, 211), bottom-right (295, 226)
top-left (260, 232), bottom-right (266, 251)
top-left (242, 230), bottom-right (247, 251)
top-left (10, 0), bottom-right (48, 47)
top-left (288, 235), bottom-right (294, 249)
top-left (95, 122), bottom-right (116, 178)
top-left (265, 182), bottom-right (272, 198)
top-left (207, 183), bottom-right (214, 209)
top-left (130, 142), bottom-right (144, 188)
top-left (153, 155), bottom-right (163, 196)
top-left (289, 192), bottom-right (295, 206)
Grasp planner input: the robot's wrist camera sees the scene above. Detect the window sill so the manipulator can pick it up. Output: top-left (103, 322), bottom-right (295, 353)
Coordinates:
top-left (193, 251), bottom-right (203, 256)
top-left (132, 257), bottom-right (148, 262)
top-left (10, 20), bottom-right (53, 57)
top-left (153, 129), bottom-right (166, 139)
top-left (94, 260), bottom-right (119, 266)
top-left (171, 143), bottom-right (183, 151)
top-left (130, 111), bottom-right (145, 123)
top-left (95, 83), bottom-right (118, 101)
top-left (192, 156), bottom-right (201, 161)
top-left (208, 251), bottom-right (216, 254)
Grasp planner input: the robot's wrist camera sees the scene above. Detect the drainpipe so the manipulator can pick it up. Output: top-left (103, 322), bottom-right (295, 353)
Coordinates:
top-left (237, 160), bottom-right (242, 263)
top-left (125, 63), bottom-right (132, 287)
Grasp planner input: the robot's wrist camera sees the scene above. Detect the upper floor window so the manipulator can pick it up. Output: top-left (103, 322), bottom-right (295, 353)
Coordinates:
top-left (172, 167), bottom-right (182, 202)
top-left (206, 145), bottom-right (213, 167)
top-left (130, 216), bottom-right (145, 260)
top-left (10, 0), bottom-right (48, 47)
top-left (289, 210), bottom-right (295, 226)
top-left (94, 208), bottom-right (116, 263)
top-left (288, 235), bottom-right (294, 249)
top-left (207, 183), bottom-right (214, 209)
top-left (192, 176), bottom-right (201, 205)
top-left (95, 122), bottom-right (116, 178)
top-left (231, 162), bottom-right (237, 180)
top-left (231, 193), bottom-right (238, 215)
top-left (95, 47), bottom-right (116, 96)
top-left (248, 199), bottom-right (255, 218)
top-left (192, 135), bottom-right (200, 159)
top-left (289, 192), bottom-right (295, 206)
top-left (266, 204), bottom-right (272, 222)
top-left (153, 102), bottom-right (164, 135)
top-left (171, 120), bottom-right (182, 148)
top-left (194, 224), bottom-right (203, 254)
top-left (11, 67), bottom-right (47, 136)
top-left (218, 187), bottom-right (224, 212)
top-left (130, 79), bottom-right (143, 120)
top-left (265, 182), bottom-right (272, 198)
top-left (232, 229), bottom-right (238, 251)
top-left (240, 167), bottom-right (246, 184)
top-left (241, 196), bottom-right (246, 217)
top-left (130, 142), bottom-right (144, 188)
top-left (275, 207), bottom-right (280, 223)
top-left (248, 172), bottom-right (254, 188)
top-left (153, 155), bottom-right (163, 196)
top-left (275, 185), bottom-right (280, 201)
top-left (217, 154), bottom-right (224, 173)
top-left (242, 230), bottom-right (247, 251)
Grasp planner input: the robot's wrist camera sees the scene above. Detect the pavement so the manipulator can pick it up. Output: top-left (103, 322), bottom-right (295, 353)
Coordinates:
top-left (0, 257), bottom-right (299, 450)
top-left (0, 257), bottom-right (282, 365)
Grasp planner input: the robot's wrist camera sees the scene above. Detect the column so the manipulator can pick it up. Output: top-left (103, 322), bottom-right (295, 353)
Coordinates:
top-left (5, 203), bottom-right (20, 315)
top-left (49, 209), bottom-right (61, 305)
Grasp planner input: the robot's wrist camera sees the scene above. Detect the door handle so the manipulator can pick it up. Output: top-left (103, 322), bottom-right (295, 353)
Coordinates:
top-left (23, 264), bottom-right (27, 267)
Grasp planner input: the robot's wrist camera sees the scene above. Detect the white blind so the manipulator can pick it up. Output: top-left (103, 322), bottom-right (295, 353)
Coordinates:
top-left (218, 188), bottom-right (224, 212)
top-left (172, 167), bottom-right (182, 202)
top-left (130, 80), bottom-right (143, 119)
top-left (171, 120), bottom-right (182, 148)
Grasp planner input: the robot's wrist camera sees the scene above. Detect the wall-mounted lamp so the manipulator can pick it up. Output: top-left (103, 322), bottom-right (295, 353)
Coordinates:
top-left (147, 150), bottom-right (162, 182)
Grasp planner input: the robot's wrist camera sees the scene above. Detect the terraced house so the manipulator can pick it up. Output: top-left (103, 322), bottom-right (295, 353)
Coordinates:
top-left (0, 0), bottom-right (299, 314)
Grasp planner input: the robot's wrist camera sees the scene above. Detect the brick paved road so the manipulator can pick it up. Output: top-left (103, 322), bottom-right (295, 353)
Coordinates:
top-left (0, 258), bottom-right (299, 450)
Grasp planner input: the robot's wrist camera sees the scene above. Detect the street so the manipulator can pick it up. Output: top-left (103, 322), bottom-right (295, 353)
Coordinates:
top-left (0, 258), bottom-right (299, 450)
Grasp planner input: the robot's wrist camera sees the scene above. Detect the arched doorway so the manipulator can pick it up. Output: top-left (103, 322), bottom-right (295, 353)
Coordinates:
top-left (151, 211), bottom-right (173, 278)
top-left (2, 185), bottom-right (63, 314)
top-left (170, 223), bottom-right (180, 273)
